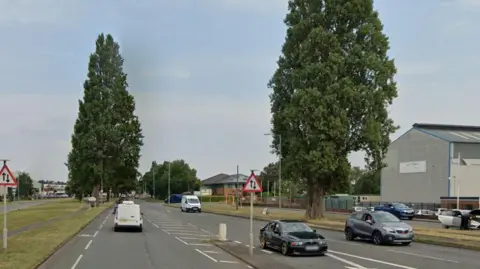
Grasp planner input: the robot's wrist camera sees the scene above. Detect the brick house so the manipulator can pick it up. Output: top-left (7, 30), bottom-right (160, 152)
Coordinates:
top-left (202, 173), bottom-right (249, 196)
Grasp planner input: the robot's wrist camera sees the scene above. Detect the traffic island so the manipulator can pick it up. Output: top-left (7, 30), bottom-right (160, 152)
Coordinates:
top-left (213, 240), bottom-right (295, 269)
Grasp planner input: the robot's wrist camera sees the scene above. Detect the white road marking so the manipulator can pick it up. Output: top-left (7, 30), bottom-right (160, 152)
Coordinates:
top-left (71, 254), bottom-right (83, 269)
top-left (178, 237), bottom-right (206, 240)
top-left (219, 260), bottom-right (239, 264)
top-left (170, 233), bottom-right (211, 237)
top-left (260, 249), bottom-right (272, 254)
top-left (162, 229), bottom-right (201, 233)
top-left (234, 241), bottom-right (242, 244)
top-left (188, 243), bottom-right (212, 246)
top-left (78, 234), bottom-right (92, 237)
top-left (328, 250), bottom-right (417, 269)
top-left (200, 228), bottom-right (214, 234)
top-left (161, 229), bottom-right (171, 234)
top-left (247, 266), bottom-right (253, 269)
top-left (387, 250), bottom-right (460, 263)
top-left (160, 225), bottom-right (194, 228)
top-left (152, 223), bottom-right (159, 228)
top-left (202, 250), bottom-right (221, 254)
top-left (326, 253), bottom-right (368, 269)
top-left (327, 238), bottom-right (363, 246)
top-left (188, 223), bottom-right (197, 227)
top-left (99, 224), bottom-right (103, 230)
top-left (196, 249), bottom-right (218, 262)
top-left (93, 231), bottom-right (98, 237)
top-left (84, 240), bottom-right (93, 250)
top-left (245, 245), bottom-right (255, 248)
top-left (175, 236), bottom-right (189, 245)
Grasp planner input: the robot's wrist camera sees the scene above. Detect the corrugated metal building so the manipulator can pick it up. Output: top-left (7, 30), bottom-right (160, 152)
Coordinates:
top-left (381, 123), bottom-right (480, 203)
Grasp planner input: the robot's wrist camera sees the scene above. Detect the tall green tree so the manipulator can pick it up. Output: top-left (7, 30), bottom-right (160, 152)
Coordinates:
top-left (15, 172), bottom-right (34, 197)
top-left (353, 169), bottom-right (380, 195)
top-left (67, 33), bottom-right (143, 202)
top-left (140, 160), bottom-right (200, 199)
top-left (268, 0), bottom-right (398, 219)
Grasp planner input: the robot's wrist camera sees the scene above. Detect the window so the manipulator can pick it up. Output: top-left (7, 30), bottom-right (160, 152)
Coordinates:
top-left (282, 222), bottom-right (313, 233)
top-left (350, 212), bottom-right (363, 220)
top-left (371, 211), bottom-right (400, 222)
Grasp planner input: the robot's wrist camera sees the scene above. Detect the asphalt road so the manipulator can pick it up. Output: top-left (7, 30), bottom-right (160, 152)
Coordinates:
top-left (0, 200), bottom-right (50, 213)
top-left (260, 207), bottom-right (444, 229)
top-left (166, 204), bottom-right (480, 269)
top-left (38, 200), bottom-right (256, 269)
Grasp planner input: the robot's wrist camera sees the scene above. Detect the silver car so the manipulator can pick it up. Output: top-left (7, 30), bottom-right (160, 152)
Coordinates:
top-left (344, 211), bottom-right (414, 245)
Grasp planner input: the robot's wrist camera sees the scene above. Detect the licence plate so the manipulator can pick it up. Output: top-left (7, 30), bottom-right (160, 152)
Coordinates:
top-left (119, 219), bottom-right (128, 223)
top-left (305, 245), bottom-right (319, 251)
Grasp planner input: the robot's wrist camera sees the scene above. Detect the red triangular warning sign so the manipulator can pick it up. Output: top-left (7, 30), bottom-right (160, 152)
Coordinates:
top-left (242, 172), bottom-right (262, 193)
top-left (0, 165), bottom-right (17, 186)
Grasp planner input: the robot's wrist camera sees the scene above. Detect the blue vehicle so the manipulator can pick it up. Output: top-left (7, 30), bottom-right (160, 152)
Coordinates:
top-left (373, 203), bottom-right (415, 220)
top-left (164, 194), bottom-right (183, 203)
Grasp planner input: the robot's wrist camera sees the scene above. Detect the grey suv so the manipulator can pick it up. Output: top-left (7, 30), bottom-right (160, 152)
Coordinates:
top-left (344, 211), bottom-right (414, 245)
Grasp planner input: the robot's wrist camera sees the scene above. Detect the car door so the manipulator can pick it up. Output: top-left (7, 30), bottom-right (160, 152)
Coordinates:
top-left (452, 210), bottom-right (463, 227)
top-left (181, 197), bottom-right (186, 210)
top-left (271, 222), bottom-right (284, 248)
top-left (263, 222), bottom-right (275, 245)
top-left (360, 213), bottom-right (376, 237)
top-left (353, 213), bottom-right (371, 237)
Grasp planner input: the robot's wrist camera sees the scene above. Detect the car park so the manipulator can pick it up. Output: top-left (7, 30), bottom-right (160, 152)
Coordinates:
top-left (259, 220), bottom-right (328, 256)
top-left (344, 211), bottom-right (414, 245)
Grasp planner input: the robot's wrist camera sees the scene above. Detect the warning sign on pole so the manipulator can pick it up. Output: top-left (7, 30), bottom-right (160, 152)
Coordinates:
top-left (242, 172), bottom-right (262, 193)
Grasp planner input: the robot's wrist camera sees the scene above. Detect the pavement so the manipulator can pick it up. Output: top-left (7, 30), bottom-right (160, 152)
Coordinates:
top-left (164, 203), bottom-right (480, 269)
top-left (0, 200), bottom-right (50, 214)
top-left (38, 200), bottom-right (254, 269)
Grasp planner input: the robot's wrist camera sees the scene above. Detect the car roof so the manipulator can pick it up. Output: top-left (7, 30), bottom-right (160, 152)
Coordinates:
top-left (274, 219), bottom-right (306, 224)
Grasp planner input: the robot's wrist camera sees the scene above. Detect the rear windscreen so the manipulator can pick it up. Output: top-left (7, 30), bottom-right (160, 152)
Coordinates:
top-left (187, 198), bottom-right (199, 204)
top-left (118, 206), bottom-right (140, 219)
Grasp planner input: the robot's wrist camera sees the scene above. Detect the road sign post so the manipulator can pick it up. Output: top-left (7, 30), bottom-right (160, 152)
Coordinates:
top-left (242, 171), bottom-right (263, 256)
top-left (0, 160), bottom-right (18, 253)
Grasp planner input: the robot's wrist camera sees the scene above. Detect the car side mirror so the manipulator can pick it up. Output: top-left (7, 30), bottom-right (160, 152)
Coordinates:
top-left (313, 229), bottom-right (317, 233)
top-left (366, 219), bottom-right (373, 225)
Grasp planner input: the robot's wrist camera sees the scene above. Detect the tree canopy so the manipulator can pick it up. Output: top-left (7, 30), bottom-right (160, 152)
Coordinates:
top-left (66, 33), bottom-right (144, 202)
top-left (268, 0), bottom-right (398, 219)
top-left (15, 172), bottom-right (35, 198)
top-left (139, 160), bottom-right (200, 199)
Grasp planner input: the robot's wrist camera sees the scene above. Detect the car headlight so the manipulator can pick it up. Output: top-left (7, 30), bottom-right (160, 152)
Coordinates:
top-left (291, 241), bottom-right (303, 246)
top-left (382, 227), bottom-right (396, 233)
top-left (318, 240), bottom-right (327, 245)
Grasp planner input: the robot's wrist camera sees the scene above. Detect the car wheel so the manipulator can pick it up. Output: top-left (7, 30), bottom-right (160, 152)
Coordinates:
top-left (345, 228), bottom-right (355, 241)
top-left (114, 227), bottom-right (118, 232)
top-left (281, 242), bottom-right (290, 256)
top-left (401, 242), bottom-right (411, 246)
top-left (181, 207), bottom-right (184, 212)
top-left (260, 237), bottom-right (267, 249)
top-left (408, 217), bottom-right (413, 220)
top-left (372, 231), bottom-right (383, 245)
top-left (443, 225), bottom-right (449, 229)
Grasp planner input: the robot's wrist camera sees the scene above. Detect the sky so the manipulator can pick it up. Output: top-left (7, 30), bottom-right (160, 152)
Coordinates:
top-left (0, 0), bottom-right (479, 182)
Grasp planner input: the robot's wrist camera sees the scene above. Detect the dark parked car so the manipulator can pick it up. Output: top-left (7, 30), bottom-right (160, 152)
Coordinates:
top-left (374, 203), bottom-right (415, 220)
top-left (344, 211), bottom-right (414, 245)
top-left (259, 220), bottom-right (328, 256)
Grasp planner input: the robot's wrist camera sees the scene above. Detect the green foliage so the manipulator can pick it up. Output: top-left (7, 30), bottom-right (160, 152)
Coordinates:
top-left (268, 0), bottom-right (397, 218)
top-left (139, 160), bottom-right (200, 199)
top-left (15, 172), bottom-right (35, 197)
top-left (352, 169), bottom-right (380, 195)
top-left (67, 33), bottom-right (144, 201)
top-left (199, 195), bottom-right (226, 202)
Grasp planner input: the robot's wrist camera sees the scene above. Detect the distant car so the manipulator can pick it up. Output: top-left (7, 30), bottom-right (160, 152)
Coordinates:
top-left (180, 195), bottom-right (202, 213)
top-left (374, 203), bottom-right (415, 220)
top-left (113, 201), bottom-right (143, 232)
top-left (415, 209), bottom-right (435, 216)
top-left (438, 209), bottom-right (480, 229)
top-left (344, 211), bottom-right (414, 245)
top-left (259, 220), bottom-right (328, 256)
top-left (353, 206), bottom-right (367, 212)
top-left (435, 208), bottom-right (448, 216)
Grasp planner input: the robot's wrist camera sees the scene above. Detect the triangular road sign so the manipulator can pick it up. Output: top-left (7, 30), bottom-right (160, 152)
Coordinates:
top-left (0, 164), bottom-right (17, 186)
top-left (242, 172), bottom-right (263, 193)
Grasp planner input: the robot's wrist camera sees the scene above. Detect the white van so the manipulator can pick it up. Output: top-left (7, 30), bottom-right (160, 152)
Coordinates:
top-left (181, 195), bottom-right (201, 213)
top-left (114, 201), bottom-right (143, 232)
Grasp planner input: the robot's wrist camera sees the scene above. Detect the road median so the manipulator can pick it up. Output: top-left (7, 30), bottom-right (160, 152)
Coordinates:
top-left (165, 203), bottom-right (480, 251)
top-left (0, 202), bottom-right (113, 269)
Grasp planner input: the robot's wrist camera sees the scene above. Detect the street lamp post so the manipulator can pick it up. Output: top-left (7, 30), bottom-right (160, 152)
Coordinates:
top-left (264, 133), bottom-right (282, 209)
top-left (167, 162), bottom-right (171, 203)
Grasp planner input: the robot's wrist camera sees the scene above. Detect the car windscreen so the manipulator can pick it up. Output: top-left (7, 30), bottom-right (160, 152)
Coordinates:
top-left (392, 203), bottom-right (408, 209)
top-left (282, 222), bottom-right (313, 233)
top-left (372, 211), bottom-right (400, 222)
top-left (187, 198), bottom-right (199, 204)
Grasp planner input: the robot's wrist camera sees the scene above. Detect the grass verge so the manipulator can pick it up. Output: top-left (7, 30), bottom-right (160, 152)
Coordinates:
top-left (0, 202), bottom-right (112, 269)
top-left (2, 199), bottom-right (85, 231)
top-left (166, 203), bottom-right (480, 251)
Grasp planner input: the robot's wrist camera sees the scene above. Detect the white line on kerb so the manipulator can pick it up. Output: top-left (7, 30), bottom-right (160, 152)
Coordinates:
top-left (195, 249), bottom-right (218, 262)
top-left (175, 236), bottom-right (189, 245)
top-left (71, 254), bottom-right (83, 269)
top-left (84, 240), bottom-right (93, 250)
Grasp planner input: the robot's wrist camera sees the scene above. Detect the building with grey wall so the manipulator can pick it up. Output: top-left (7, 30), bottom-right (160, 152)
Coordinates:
top-left (381, 123), bottom-right (480, 203)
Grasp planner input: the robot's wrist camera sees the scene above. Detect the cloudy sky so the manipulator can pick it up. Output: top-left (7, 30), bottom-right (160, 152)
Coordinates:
top-left (0, 0), bottom-right (478, 181)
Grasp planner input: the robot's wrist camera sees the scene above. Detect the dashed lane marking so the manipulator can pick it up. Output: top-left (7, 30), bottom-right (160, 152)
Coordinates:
top-left (84, 240), bottom-right (93, 250)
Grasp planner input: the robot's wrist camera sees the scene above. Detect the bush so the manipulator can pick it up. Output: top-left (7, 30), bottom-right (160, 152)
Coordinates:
top-left (200, 195), bottom-right (226, 202)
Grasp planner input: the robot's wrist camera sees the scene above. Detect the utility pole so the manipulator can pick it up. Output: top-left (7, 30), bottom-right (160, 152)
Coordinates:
top-left (236, 165), bottom-right (239, 210)
top-left (167, 162), bottom-right (171, 203)
top-left (152, 166), bottom-right (156, 199)
top-left (279, 134), bottom-right (282, 209)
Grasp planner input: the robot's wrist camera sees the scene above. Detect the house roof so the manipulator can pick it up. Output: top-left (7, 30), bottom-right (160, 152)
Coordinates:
top-left (202, 173), bottom-right (249, 185)
top-left (413, 123), bottom-right (480, 143)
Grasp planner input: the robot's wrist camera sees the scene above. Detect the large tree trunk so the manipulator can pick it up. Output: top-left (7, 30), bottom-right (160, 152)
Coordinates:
top-left (91, 184), bottom-right (100, 207)
top-left (304, 181), bottom-right (325, 219)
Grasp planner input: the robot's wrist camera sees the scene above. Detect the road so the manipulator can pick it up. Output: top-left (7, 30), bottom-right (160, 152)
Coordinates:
top-left (0, 200), bottom-right (50, 214)
top-left (38, 200), bottom-right (257, 269)
top-left (254, 206), bottom-right (444, 229)
top-left (165, 203), bottom-right (480, 269)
